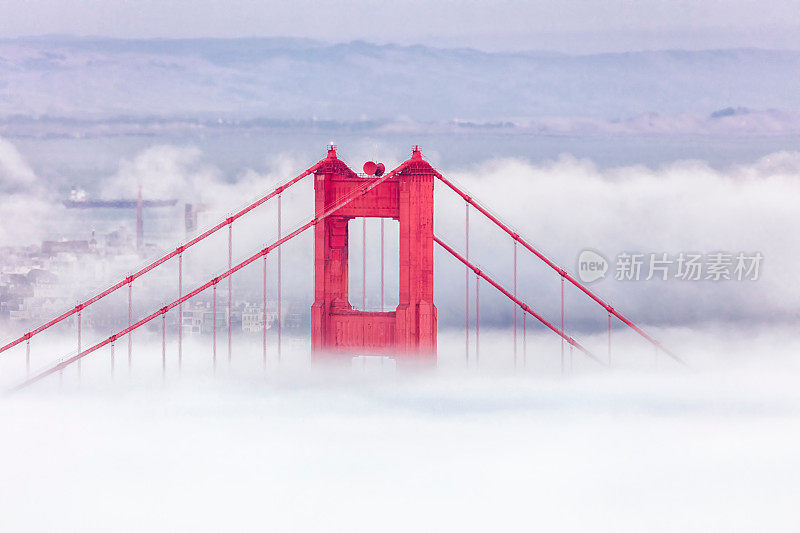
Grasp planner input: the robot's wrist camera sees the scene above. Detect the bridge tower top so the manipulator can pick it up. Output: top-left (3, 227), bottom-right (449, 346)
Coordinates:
top-left (310, 146), bottom-right (437, 363)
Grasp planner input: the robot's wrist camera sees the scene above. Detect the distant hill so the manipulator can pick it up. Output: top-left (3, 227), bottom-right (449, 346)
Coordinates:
top-left (0, 37), bottom-right (799, 124)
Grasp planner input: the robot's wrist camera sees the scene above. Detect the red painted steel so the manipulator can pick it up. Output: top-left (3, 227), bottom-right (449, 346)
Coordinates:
top-left (433, 235), bottom-right (602, 364)
top-left (310, 146), bottom-right (437, 363)
top-left (0, 164), bottom-right (320, 357)
top-left (363, 161), bottom-right (378, 175)
top-left (433, 173), bottom-right (685, 366)
top-left (13, 155), bottom-right (402, 391)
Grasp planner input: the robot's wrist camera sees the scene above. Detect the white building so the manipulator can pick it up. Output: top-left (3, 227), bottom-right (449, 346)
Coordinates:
top-left (181, 301), bottom-right (227, 336)
top-left (240, 303), bottom-right (277, 333)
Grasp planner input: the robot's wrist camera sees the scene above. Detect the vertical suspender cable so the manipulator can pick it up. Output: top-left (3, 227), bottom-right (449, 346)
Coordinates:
top-left (228, 223), bottom-right (232, 365)
top-left (465, 202), bottom-right (470, 364)
top-left (362, 217), bottom-right (367, 364)
top-left (560, 275), bottom-right (565, 374)
top-left (522, 314), bottom-right (527, 368)
top-left (25, 339), bottom-right (30, 378)
top-left (277, 194), bottom-right (282, 362)
top-left (362, 217), bottom-right (366, 311)
top-left (570, 344), bottom-right (573, 373)
top-left (178, 253), bottom-right (182, 373)
top-left (513, 240), bottom-right (517, 368)
top-left (608, 311), bottom-right (612, 366)
top-left (110, 341), bottom-right (114, 379)
top-left (263, 254), bottom-right (267, 370)
top-left (475, 272), bottom-right (480, 366)
top-left (212, 283), bottom-right (217, 375)
top-left (162, 312), bottom-right (166, 381)
top-left (77, 309), bottom-right (81, 382)
top-left (380, 218), bottom-right (385, 367)
top-left (128, 280), bottom-right (132, 375)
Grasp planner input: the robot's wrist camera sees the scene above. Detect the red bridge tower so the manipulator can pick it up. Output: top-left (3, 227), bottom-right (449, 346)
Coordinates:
top-left (311, 146), bottom-right (437, 363)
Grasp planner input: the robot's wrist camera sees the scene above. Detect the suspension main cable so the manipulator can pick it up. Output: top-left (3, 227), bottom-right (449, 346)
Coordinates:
top-left (11, 161), bottom-right (408, 392)
top-left (0, 162), bottom-right (322, 357)
top-left (434, 235), bottom-right (604, 366)
top-left (433, 172), bottom-right (685, 366)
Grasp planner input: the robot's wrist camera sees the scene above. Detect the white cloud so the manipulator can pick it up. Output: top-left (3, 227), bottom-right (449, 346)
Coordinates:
top-left (434, 151), bottom-right (800, 327)
top-left (0, 137), bottom-right (38, 191)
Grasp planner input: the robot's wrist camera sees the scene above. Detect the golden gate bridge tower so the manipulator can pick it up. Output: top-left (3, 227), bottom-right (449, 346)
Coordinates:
top-left (311, 145), bottom-right (436, 362)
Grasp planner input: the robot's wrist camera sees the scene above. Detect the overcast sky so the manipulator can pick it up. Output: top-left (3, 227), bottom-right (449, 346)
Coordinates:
top-left (0, 0), bottom-right (798, 52)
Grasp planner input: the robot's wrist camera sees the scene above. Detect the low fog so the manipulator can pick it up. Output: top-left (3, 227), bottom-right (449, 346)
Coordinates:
top-left (1, 125), bottom-right (798, 533)
top-left (3, 336), bottom-right (800, 531)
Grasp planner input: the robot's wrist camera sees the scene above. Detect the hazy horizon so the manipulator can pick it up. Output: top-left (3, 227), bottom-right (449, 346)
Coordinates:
top-left (4, 33), bottom-right (800, 54)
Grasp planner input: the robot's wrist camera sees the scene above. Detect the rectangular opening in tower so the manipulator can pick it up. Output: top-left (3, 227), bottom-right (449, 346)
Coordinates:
top-left (348, 217), bottom-right (399, 311)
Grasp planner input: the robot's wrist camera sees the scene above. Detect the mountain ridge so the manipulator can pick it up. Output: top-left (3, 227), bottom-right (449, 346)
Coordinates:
top-left (1, 37), bottom-right (798, 123)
